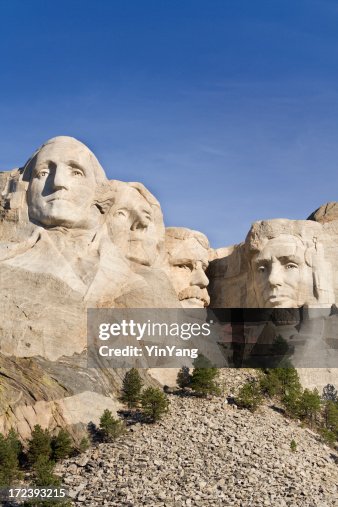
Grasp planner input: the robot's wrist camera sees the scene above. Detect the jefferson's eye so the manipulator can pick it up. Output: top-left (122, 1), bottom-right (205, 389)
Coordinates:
top-left (114, 209), bottom-right (128, 218)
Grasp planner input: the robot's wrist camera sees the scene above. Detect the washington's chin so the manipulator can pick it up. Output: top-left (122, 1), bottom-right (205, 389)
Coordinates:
top-left (29, 202), bottom-right (92, 228)
top-left (180, 298), bottom-right (206, 309)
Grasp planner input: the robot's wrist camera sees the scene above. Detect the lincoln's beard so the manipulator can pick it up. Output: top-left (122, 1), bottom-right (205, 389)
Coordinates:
top-left (178, 286), bottom-right (210, 307)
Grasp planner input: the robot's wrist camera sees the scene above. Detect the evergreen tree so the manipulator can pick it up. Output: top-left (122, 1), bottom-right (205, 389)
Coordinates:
top-left (176, 366), bottom-right (191, 389)
top-left (78, 436), bottom-right (90, 453)
top-left (33, 455), bottom-right (60, 487)
top-left (297, 388), bottom-right (321, 427)
top-left (27, 425), bottom-right (52, 466)
top-left (51, 429), bottom-right (73, 461)
top-left (0, 431), bottom-right (22, 486)
top-left (141, 387), bottom-right (169, 422)
top-left (235, 380), bottom-right (263, 412)
top-left (99, 409), bottom-right (125, 442)
top-left (190, 367), bottom-right (221, 397)
top-left (121, 368), bottom-right (143, 409)
top-left (323, 400), bottom-right (338, 433)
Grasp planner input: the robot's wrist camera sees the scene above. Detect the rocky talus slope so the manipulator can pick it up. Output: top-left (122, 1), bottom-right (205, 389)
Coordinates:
top-left (56, 370), bottom-right (338, 507)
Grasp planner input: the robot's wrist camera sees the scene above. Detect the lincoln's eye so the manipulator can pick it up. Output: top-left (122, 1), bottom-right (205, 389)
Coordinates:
top-left (285, 263), bottom-right (298, 270)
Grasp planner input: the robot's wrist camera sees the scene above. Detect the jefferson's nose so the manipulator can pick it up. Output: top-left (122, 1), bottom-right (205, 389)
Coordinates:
top-left (52, 164), bottom-right (69, 190)
top-left (191, 263), bottom-right (209, 288)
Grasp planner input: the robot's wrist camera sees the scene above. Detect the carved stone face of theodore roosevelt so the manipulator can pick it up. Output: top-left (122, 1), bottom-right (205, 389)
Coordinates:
top-left (166, 228), bottom-right (210, 308)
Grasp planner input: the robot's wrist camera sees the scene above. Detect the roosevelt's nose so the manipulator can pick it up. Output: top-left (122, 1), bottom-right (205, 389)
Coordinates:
top-left (52, 163), bottom-right (69, 191)
top-left (191, 262), bottom-right (209, 288)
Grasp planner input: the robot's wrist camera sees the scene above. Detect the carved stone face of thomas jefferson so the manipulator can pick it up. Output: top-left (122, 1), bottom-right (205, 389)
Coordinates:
top-left (252, 235), bottom-right (313, 308)
top-left (27, 137), bottom-right (105, 229)
top-left (107, 184), bottom-right (160, 266)
top-left (166, 228), bottom-right (210, 308)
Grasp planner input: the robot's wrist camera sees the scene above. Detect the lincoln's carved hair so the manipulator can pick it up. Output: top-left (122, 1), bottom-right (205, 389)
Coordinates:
top-left (245, 219), bottom-right (334, 306)
top-left (245, 219), bottom-right (324, 267)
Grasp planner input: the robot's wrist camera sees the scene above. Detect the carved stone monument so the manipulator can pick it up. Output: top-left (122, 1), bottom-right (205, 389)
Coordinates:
top-left (165, 227), bottom-right (210, 308)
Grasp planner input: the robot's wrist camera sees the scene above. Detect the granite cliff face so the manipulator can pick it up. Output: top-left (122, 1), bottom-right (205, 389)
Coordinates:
top-left (0, 136), bottom-right (337, 436)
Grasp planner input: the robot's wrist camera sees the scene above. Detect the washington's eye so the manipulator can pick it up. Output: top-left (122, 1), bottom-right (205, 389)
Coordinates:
top-left (72, 169), bottom-right (84, 177)
top-left (257, 265), bottom-right (266, 273)
top-left (36, 169), bottom-right (49, 178)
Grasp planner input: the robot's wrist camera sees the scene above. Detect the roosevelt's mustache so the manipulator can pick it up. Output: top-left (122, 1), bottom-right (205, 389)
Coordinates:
top-left (178, 286), bottom-right (210, 306)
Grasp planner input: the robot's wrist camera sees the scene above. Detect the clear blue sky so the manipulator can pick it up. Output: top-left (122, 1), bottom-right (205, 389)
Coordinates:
top-left (1, 0), bottom-right (338, 248)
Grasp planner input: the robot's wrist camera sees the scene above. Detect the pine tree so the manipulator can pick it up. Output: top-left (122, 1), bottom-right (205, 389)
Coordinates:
top-left (297, 388), bottom-right (321, 427)
top-left (121, 368), bottom-right (143, 409)
top-left (33, 455), bottom-right (60, 487)
top-left (141, 387), bottom-right (169, 422)
top-left (190, 367), bottom-right (221, 397)
top-left (0, 431), bottom-right (22, 486)
top-left (176, 366), bottom-right (191, 389)
top-left (52, 429), bottom-right (73, 461)
top-left (235, 380), bottom-right (263, 412)
top-left (323, 400), bottom-right (338, 432)
top-left (27, 425), bottom-right (52, 466)
top-left (99, 409), bottom-right (125, 442)
top-left (78, 436), bottom-right (90, 453)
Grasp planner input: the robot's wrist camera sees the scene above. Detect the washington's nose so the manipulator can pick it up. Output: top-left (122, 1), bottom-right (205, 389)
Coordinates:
top-left (52, 164), bottom-right (69, 190)
top-left (191, 263), bottom-right (209, 288)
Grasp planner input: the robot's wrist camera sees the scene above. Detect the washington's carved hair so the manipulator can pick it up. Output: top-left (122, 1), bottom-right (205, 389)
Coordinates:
top-left (21, 136), bottom-right (107, 185)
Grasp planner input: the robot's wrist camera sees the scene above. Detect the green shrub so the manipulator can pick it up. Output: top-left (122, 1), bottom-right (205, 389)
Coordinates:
top-left (99, 409), bottom-right (125, 442)
top-left (141, 387), bottom-right (169, 422)
top-left (290, 439), bottom-right (297, 452)
top-left (121, 368), bottom-right (143, 409)
top-left (0, 430), bottom-right (22, 486)
top-left (297, 388), bottom-right (321, 427)
top-left (190, 367), bottom-right (221, 397)
top-left (320, 428), bottom-right (337, 447)
top-left (27, 425), bottom-right (52, 466)
top-left (235, 380), bottom-right (263, 412)
top-left (51, 429), bottom-right (73, 461)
